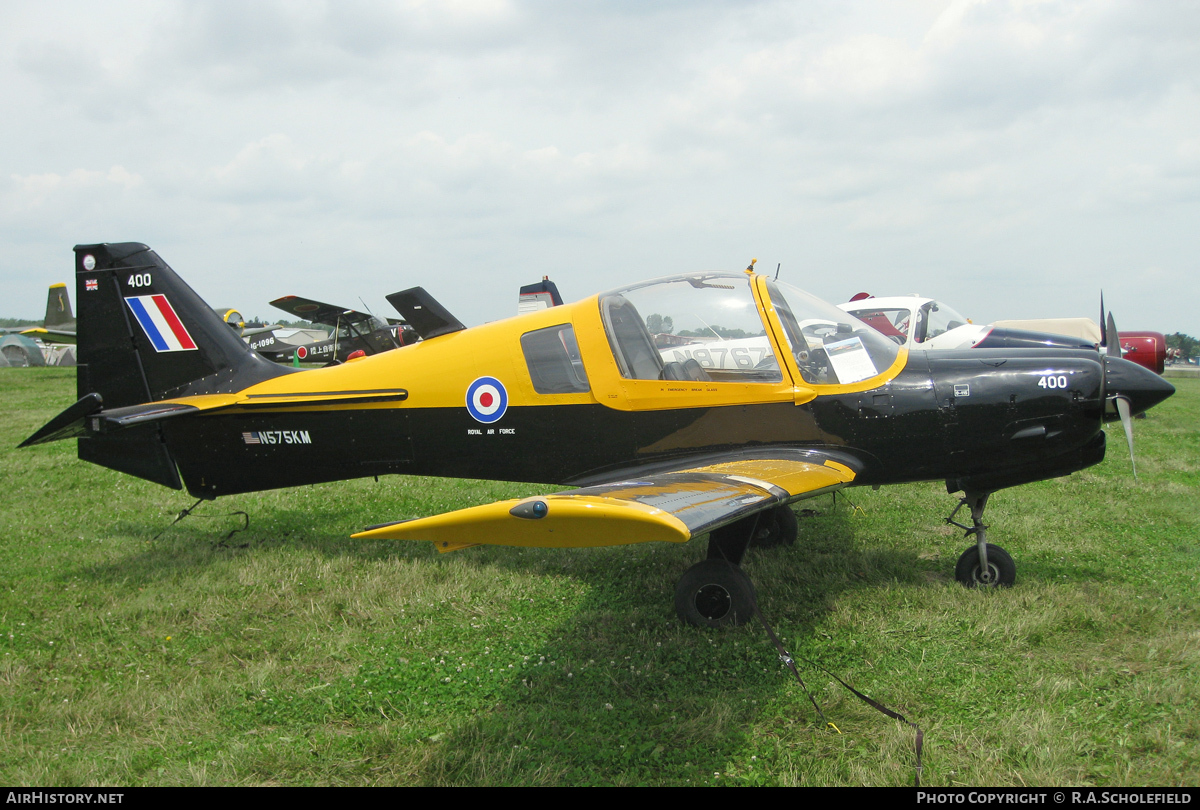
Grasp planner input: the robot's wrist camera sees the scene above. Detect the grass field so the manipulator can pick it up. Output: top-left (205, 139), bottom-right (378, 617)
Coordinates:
top-left (1, 368), bottom-right (1196, 786)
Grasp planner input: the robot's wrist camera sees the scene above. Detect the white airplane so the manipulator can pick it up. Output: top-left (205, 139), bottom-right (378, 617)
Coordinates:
top-left (838, 294), bottom-right (1097, 352)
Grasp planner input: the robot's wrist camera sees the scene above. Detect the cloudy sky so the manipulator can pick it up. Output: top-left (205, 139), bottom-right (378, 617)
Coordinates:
top-left (3, 0), bottom-right (1198, 336)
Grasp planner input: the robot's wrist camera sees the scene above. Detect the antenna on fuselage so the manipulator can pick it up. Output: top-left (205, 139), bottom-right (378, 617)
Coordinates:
top-left (775, 263), bottom-right (781, 281)
top-left (695, 314), bottom-right (723, 342)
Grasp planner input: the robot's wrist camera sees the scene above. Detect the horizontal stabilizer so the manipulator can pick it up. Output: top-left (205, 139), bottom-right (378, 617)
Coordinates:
top-left (22, 386), bottom-right (412, 448)
top-left (19, 393), bottom-right (103, 447)
top-left (92, 402), bottom-right (201, 431)
top-left (20, 395), bottom-right (204, 448)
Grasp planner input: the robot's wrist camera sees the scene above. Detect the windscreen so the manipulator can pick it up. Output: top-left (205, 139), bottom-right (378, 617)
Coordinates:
top-left (766, 280), bottom-right (899, 385)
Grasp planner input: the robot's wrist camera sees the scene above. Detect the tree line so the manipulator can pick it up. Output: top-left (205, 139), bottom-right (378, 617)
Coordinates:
top-left (1167, 332), bottom-right (1198, 359)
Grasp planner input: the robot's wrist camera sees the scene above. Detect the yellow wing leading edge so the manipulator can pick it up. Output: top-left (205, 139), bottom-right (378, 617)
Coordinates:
top-left (352, 454), bottom-right (856, 552)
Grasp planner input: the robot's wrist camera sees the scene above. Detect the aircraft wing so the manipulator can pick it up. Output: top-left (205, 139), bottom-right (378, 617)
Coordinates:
top-left (353, 452), bottom-right (857, 552)
top-left (240, 323), bottom-right (283, 338)
top-left (269, 295), bottom-right (375, 327)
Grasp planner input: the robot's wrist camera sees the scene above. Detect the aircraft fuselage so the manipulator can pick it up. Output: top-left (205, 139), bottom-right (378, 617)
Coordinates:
top-left (37, 245), bottom-right (1172, 512)
top-left (156, 346), bottom-right (1112, 500)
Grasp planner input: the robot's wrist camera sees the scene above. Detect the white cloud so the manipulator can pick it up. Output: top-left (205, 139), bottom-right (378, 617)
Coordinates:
top-left (0, 0), bottom-right (1197, 335)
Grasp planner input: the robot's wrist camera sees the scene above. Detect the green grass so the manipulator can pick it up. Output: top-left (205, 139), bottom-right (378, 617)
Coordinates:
top-left (1, 368), bottom-right (1197, 786)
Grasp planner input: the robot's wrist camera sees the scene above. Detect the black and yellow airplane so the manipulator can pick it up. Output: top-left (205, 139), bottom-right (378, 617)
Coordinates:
top-left (21, 243), bottom-right (1175, 627)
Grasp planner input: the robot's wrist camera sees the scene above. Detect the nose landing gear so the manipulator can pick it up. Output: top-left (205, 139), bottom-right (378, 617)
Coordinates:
top-left (946, 492), bottom-right (1016, 588)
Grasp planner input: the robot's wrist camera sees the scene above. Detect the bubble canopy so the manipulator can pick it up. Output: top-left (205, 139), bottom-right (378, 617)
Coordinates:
top-left (597, 273), bottom-right (899, 386)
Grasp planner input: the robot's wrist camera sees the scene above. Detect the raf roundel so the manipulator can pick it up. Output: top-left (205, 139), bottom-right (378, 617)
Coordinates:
top-left (466, 376), bottom-right (508, 424)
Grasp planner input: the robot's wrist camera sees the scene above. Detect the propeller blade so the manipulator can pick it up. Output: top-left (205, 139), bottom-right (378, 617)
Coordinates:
top-left (1106, 312), bottom-right (1121, 359)
top-left (1115, 395), bottom-right (1137, 480)
top-left (1099, 291), bottom-right (1106, 347)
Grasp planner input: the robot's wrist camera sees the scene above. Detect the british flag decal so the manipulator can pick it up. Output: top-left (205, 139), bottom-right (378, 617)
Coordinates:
top-left (124, 294), bottom-right (198, 352)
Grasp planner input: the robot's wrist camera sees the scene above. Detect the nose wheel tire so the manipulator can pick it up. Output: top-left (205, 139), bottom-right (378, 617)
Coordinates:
top-left (954, 543), bottom-right (1016, 588)
top-left (674, 559), bottom-right (758, 627)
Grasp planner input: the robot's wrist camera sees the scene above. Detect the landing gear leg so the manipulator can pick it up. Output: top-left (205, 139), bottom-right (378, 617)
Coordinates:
top-left (705, 512), bottom-right (760, 566)
top-left (946, 491), bottom-right (1015, 588)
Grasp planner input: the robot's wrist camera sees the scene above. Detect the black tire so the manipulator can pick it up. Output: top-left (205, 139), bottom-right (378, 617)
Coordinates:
top-left (674, 559), bottom-right (758, 628)
top-left (751, 505), bottom-right (799, 549)
top-left (954, 543), bottom-right (1016, 588)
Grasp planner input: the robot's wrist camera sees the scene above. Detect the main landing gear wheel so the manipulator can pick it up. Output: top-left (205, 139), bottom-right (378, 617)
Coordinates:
top-left (954, 543), bottom-right (1015, 588)
top-left (750, 504), bottom-right (799, 549)
top-left (674, 559), bottom-right (758, 628)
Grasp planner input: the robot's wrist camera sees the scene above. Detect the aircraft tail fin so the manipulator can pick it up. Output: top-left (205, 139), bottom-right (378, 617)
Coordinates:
top-left (44, 283), bottom-right (73, 328)
top-left (74, 243), bottom-right (292, 406)
top-left (27, 243), bottom-right (293, 490)
top-left (518, 276), bottom-right (564, 314)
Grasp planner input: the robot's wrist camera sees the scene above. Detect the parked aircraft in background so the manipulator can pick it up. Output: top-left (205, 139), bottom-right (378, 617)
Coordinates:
top-left (212, 308), bottom-right (282, 340)
top-left (256, 295), bottom-right (415, 364)
top-left (839, 293), bottom-right (1097, 353)
top-left (992, 316), bottom-right (1166, 375)
top-left (246, 326), bottom-right (332, 360)
top-left (9, 283), bottom-right (77, 345)
top-left (1114, 332), bottom-right (1167, 375)
top-left (844, 294), bottom-right (1169, 375)
top-left (22, 244), bottom-right (1175, 628)
top-left (518, 277), bottom-right (564, 314)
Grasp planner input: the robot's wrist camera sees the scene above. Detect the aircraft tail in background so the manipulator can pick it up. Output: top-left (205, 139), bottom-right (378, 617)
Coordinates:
top-left (43, 283), bottom-right (74, 329)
